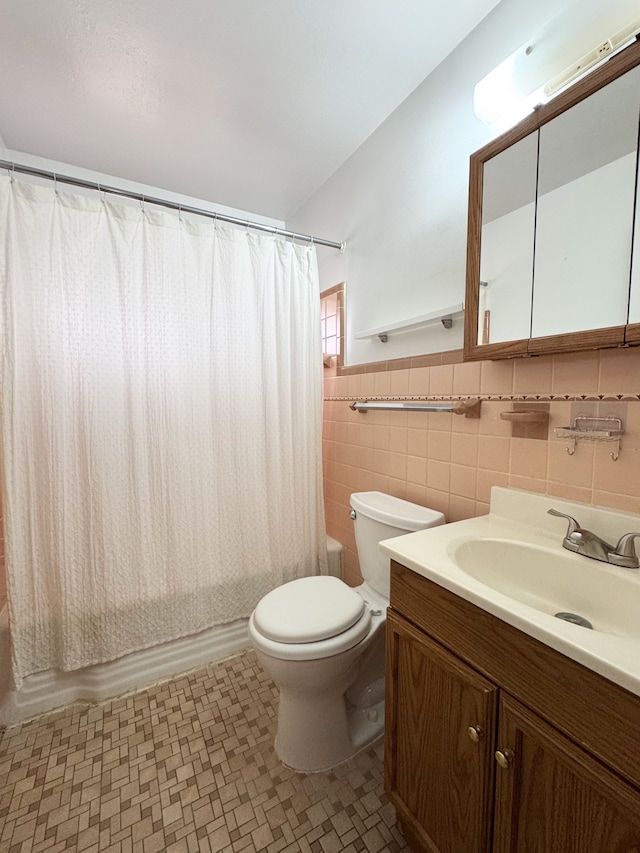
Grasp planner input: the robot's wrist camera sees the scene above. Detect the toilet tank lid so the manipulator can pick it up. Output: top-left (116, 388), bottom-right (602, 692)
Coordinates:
top-left (350, 491), bottom-right (445, 531)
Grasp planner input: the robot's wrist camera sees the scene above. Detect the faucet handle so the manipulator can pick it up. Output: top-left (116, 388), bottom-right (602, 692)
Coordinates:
top-left (547, 509), bottom-right (581, 538)
top-left (609, 533), bottom-right (640, 569)
top-left (547, 509), bottom-right (585, 552)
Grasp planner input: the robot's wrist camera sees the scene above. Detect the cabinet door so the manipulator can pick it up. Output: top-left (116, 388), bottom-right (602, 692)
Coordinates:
top-left (493, 694), bottom-right (640, 853)
top-left (385, 610), bottom-right (498, 853)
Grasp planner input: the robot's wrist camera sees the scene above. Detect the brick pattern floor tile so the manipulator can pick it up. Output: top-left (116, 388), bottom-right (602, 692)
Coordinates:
top-left (0, 649), bottom-right (409, 852)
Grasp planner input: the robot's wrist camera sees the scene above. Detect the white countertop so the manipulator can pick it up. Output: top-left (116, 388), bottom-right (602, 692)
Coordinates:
top-left (379, 487), bottom-right (640, 697)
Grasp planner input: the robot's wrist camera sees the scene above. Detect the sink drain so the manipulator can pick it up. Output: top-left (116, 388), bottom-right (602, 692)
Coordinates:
top-left (554, 612), bottom-right (593, 629)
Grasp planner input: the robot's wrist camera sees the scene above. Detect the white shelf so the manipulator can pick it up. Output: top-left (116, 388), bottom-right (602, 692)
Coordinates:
top-left (355, 303), bottom-right (464, 342)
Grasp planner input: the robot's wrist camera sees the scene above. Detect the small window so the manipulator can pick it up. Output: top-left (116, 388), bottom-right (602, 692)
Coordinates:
top-left (320, 282), bottom-right (344, 368)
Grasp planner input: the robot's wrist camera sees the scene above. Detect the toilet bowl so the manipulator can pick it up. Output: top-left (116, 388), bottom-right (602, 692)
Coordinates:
top-left (249, 492), bottom-right (445, 772)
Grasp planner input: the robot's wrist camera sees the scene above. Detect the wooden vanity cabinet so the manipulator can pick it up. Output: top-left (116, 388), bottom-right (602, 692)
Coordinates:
top-left (387, 611), bottom-right (497, 853)
top-left (493, 695), bottom-right (640, 853)
top-left (385, 561), bottom-right (640, 853)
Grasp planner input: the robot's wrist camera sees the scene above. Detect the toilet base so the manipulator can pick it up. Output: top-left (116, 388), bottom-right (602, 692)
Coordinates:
top-left (253, 625), bottom-right (386, 773)
top-left (347, 695), bottom-right (385, 751)
top-left (275, 690), bottom-right (386, 773)
top-left (250, 580), bottom-right (389, 773)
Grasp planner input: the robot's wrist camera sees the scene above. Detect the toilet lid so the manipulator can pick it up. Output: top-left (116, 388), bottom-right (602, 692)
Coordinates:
top-left (253, 576), bottom-right (365, 643)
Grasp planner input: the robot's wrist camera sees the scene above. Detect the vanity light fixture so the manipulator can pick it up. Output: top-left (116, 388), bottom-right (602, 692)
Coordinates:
top-left (474, 0), bottom-right (640, 131)
top-left (545, 16), bottom-right (640, 97)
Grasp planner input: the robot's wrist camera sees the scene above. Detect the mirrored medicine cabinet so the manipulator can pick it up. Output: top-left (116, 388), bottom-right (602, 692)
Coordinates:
top-left (464, 38), bottom-right (640, 361)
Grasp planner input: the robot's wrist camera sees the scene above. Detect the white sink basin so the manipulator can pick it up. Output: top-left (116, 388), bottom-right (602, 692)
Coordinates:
top-left (379, 487), bottom-right (640, 697)
top-left (452, 538), bottom-right (640, 641)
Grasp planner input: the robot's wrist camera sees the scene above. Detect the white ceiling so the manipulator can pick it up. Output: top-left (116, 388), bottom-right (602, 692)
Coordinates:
top-left (0, 0), bottom-right (500, 220)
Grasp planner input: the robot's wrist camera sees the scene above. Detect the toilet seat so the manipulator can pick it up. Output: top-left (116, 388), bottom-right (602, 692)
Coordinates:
top-left (249, 576), bottom-right (375, 662)
top-left (253, 576), bottom-right (366, 643)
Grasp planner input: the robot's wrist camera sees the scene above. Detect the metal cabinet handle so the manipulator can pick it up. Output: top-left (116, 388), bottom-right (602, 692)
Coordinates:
top-left (467, 725), bottom-right (484, 743)
top-left (495, 749), bottom-right (514, 769)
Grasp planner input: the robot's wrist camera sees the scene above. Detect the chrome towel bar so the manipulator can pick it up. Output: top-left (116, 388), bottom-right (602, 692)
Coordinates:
top-left (349, 399), bottom-right (481, 418)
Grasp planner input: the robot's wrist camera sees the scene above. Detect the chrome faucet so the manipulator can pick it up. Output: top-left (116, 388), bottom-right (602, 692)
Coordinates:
top-left (548, 509), bottom-right (640, 569)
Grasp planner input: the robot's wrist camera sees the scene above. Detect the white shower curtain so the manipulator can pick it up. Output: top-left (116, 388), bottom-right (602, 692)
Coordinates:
top-left (0, 176), bottom-right (327, 688)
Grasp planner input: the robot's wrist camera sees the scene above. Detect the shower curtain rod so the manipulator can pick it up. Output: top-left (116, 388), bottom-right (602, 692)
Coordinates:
top-left (0, 159), bottom-right (346, 251)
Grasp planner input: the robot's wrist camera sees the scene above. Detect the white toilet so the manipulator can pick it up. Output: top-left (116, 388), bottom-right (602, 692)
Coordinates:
top-left (249, 491), bottom-right (445, 772)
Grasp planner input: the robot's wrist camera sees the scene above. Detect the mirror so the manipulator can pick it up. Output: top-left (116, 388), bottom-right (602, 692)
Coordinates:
top-left (479, 133), bottom-right (537, 345)
top-left (532, 66), bottom-right (640, 339)
top-left (630, 142), bottom-right (640, 328)
top-left (465, 39), bottom-right (640, 360)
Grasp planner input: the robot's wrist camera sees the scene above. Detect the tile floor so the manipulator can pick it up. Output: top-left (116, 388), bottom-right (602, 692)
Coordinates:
top-left (0, 649), bottom-right (409, 852)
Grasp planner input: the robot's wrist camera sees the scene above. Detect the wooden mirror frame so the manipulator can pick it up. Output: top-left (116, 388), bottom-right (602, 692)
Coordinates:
top-left (464, 38), bottom-right (640, 362)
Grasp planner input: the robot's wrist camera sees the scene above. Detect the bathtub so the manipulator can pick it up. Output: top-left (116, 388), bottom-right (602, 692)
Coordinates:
top-left (0, 536), bottom-right (343, 727)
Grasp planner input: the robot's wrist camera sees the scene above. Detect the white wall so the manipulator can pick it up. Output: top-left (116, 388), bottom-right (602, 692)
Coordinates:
top-left (288, 0), bottom-right (586, 366)
top-left (0, 149), bottom-right (284, 231)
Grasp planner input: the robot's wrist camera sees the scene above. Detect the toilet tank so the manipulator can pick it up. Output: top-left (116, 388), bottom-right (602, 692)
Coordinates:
top-left (350, 491), bottom-right (445, 599)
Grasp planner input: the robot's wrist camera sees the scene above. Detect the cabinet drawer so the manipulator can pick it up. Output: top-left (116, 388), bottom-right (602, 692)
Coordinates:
top-left (390, 560), bottom-right (640, 788)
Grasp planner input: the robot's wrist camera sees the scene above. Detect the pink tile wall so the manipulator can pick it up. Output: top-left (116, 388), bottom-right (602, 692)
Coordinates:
top-left (323, 347), bottom-right (640, 587)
